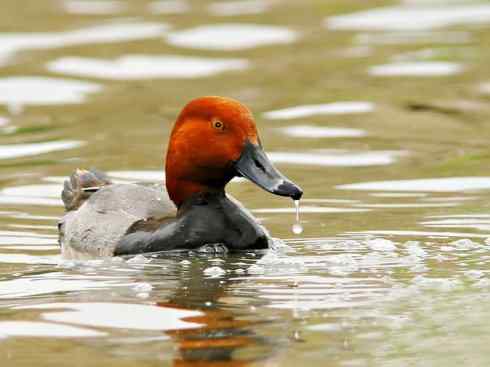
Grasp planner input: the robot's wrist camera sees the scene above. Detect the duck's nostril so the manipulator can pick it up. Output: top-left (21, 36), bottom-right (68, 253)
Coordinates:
top-left (254, 158), bottom-right (265, 172)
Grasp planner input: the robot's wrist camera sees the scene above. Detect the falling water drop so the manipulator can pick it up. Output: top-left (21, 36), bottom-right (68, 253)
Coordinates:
top-left (292, 199), bottom-right (303, 235)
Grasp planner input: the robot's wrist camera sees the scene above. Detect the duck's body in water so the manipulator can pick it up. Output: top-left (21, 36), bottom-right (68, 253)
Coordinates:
top-left (58, 97), bottom-right (303, 259)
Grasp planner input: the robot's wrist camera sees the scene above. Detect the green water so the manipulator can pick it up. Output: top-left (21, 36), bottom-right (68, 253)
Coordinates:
top-left (1, 0), bottom-right (490, 366)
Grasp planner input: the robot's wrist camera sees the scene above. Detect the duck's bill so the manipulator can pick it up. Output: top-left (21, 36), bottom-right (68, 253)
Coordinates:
top-left (234, 141), bottom-right (303, 200)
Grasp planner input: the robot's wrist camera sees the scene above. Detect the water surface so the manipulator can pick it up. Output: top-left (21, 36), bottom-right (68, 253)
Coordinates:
top-left (1, 0), bottom-right (490, 366)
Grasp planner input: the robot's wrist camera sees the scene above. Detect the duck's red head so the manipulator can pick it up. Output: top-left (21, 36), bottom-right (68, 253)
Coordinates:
top-left (165, 96), bottom-right (302, 207)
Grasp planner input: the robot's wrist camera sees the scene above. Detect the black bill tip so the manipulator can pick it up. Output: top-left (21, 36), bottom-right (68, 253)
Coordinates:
top-left (275, 180), bottom-right (303, 200)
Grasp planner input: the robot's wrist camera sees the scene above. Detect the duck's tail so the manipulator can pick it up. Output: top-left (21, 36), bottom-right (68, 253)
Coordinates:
top-left (62, 168), bottom-right (112, 211)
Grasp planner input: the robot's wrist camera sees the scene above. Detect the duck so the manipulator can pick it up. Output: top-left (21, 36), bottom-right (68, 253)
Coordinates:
top-left (58, 96), bottom-right (303, 259)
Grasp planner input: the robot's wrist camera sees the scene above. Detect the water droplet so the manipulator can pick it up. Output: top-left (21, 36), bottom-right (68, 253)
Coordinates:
top-left (292, 199), bottom-right (303, 235)
top-left (292, 223), bottom-right (303, 234)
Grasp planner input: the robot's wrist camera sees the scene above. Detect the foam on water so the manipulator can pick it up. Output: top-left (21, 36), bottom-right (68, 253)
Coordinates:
top-left (48, 55), bottom-right (249, 79)
top-left (268, 150), bottom-right (405, 167)
top-left (369, 62), bottom-right (464, 77)
top-left (19, 303), bottom-right (203, 330)
top-left (0, 77), bottom-right (101, 107)
top-left (326, 4), bottom-right (490, 31)
top-left (208, 0), bottom-right (271, 16)
top-left (338, 177), bottom-right (490, 192)
top-left (166, 23), bottom-right (298, 50)
top-left (62, 0), bottom-right (126, 14)
top-left (263, 102), bottom-right (374, 120)
top-left (280, 125), bottom-right (367, 138)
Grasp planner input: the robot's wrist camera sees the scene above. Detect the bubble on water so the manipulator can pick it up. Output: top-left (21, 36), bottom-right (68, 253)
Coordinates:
top-left (133, 283), bottom-right (153, 293)
top-left (365, 238), bottom-right (397, 251)
top-left (464, 270), bottom-right (484, 280)
top-left (247, 264), bottom-right (265, 274)
top-left (412, 275), bottom-right (461, 292)
top-left (126, 254), bottom-right (151, 264)
top-left (405, 241), bottom-right (428, 258)
top-left (450, 238), bottom-right (481, 251)
top-left (440, 245), bottom-right (455, 252)
top-left (203, 266), bottom-right (226, 278)
top-left (473, 278), bottom-right (490, 288)
top-left (292, 223), bottom-right (304, 235)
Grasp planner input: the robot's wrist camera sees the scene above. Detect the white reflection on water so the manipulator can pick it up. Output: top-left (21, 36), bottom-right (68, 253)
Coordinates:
top-left (280, 125), bottom-right (367, 138)
top-left (0, 254), bottom-right (59, 265)
top-left (422, 216), bottom-right (490, 231)
top-left (355, 31), bottom-right (471, 45)
top-left (166, 23), bottom-right (297, 50)
top-left (0, 184), bottom-right (62, 206)
top-left (252, 207), bottom-right (369, 214)
top-left (480, 82), bottom-right (490, 94)
top-left (0, 22), bottom-right (169, 66)
top-left (338, 177), bottom-right (490, 192)
top-left (356, 203), bottom-right (460, 208)
top-left (0, 321), bottom-right (105, 338)
top-left (62, 0), bottom-right (126, 14)
top-left (0, 233), bottom-right (55, 246)
top-left (21, 303), bottom-right (203, 331)
top-left (208, 0), bottom-right (271, 16)
top-left (0, 275), bottom-right (122, 298)
top-left (326, 4), bottom-right (490, 31)
top-left (107, 170), bottom-right (165, 182)
top-left (48, 55), bottom-right (249, 79)
top-left (370, 192), bottom-right (427, 198)
top-left (0, 77), bottom-right (101, 107)
top-left (148, 0), bottom-right (190, 14)
top-left (345, 230), bottom-right (490, 239)
top-left (368, 62), bottom-right (464, 77)
top-left (268, 150), bottom-right (405, 167)
top-left (0, 140), bottom-right (83, 160)
top-left (263, 102), bottom-right (374, 120)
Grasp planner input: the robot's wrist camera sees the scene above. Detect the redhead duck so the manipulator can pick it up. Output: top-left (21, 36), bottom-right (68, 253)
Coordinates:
top-left (58, 96), bottom-right (302, 258)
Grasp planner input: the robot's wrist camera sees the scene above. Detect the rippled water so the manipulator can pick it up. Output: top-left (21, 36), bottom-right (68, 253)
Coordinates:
top-left (1, 0), bottom-right (490, 366)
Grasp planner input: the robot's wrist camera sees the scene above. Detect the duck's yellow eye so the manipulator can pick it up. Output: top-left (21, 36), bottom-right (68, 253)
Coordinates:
top-left (213, 120), bottom-right (224, 130)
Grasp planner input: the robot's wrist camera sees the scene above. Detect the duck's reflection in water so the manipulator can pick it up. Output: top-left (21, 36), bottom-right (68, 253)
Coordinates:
top-left (156, 260), bottom-right (274, 366)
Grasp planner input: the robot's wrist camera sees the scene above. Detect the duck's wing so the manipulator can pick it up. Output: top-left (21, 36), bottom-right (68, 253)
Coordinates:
top-left (59, 183), bottom-right (177, 259)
